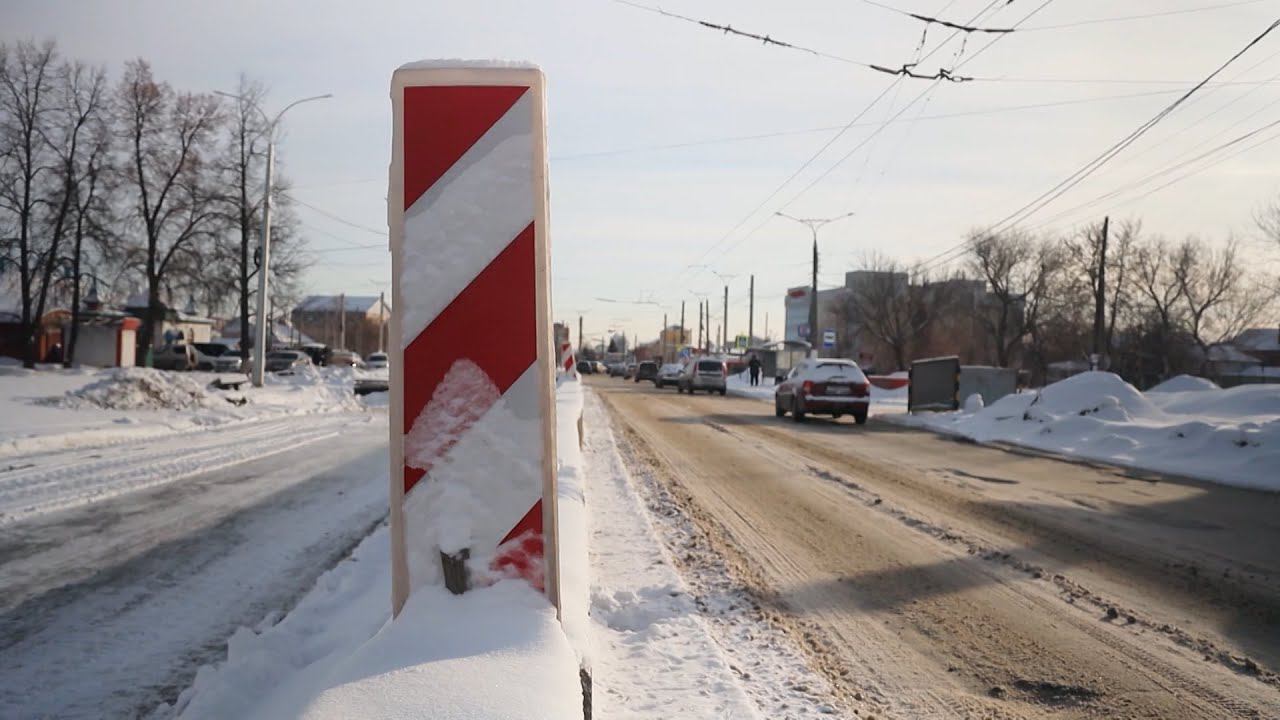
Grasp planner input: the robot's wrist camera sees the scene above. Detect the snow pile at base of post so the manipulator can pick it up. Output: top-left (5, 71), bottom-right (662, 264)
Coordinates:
top-left (165, 382), bottom-right (590, 719)
top-left (891, 371), bottom-right (1280, 491)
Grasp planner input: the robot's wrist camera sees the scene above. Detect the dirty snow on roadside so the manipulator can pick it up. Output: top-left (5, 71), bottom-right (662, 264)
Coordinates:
top-left (0, 366), bottom-right (382, 524)
top-left (893, 371), bottom-right (1280, 491)
top-left (583, 390), bottom-right (843, 718)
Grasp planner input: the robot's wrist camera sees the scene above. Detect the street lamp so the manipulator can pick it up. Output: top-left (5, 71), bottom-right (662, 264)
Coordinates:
top-left (775, 211), bottom-right (854, 354)
top-left (217, 90), bottom-right (332, 386)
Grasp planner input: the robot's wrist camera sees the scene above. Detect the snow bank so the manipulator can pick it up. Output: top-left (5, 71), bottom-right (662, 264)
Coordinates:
top-left (167, 381), bottom-right (589, 720)
top-left (1148, 374), bottom-right (1219, 393)
top-left (0, 366), bottom-right (365, 460)
top-left (61, 368), bottom-right (216, 410)
top-left (893, 372), bottom-right (1280, 491)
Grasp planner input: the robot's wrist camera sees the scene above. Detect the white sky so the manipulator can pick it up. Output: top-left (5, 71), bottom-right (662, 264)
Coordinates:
top-left (5, 0), bottom-right (1280, 345)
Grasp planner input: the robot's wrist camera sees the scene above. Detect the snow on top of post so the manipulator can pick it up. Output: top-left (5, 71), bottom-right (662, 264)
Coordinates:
top-left (396, 59), bottom-right (541, 72)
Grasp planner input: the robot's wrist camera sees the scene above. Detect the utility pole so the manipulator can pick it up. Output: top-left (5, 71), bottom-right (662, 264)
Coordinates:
top-left (217, 91), bottom-right (332, 387)
top-left (578, 315), bottom-right (584, 354)
top-left (680, 300), bottom-right (686, 353)
top-left (378, 291), bottom-right (386, 352)
top-left (776, 211), bottom-right (855, 354)
top-left (697, 300), bottom-right (703, 350)
top-left (662, 312), bottom-right (668, 362)
top-left (765, 312), bottom-right (769, 342)
top-left (338, 292), bottom-right (346, 349)
top-left (723, 285), bottom-right (729, 353)
top-left (748, 274), bottom-right (755, 348)
top-left (1092, 216), bottom-right (1109, 369)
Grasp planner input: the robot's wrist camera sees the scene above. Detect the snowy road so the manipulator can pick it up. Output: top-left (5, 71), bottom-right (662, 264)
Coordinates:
top-left (0, 415), bottom-right (388, 719)
top-left (592, 376), bottom-right (1280, 719)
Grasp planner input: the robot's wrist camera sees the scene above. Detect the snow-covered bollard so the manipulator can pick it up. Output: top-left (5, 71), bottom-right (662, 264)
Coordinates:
top-left (964, 393), bottom-right (985, 413)
top-left (388, 61), bottom-right (559, 617)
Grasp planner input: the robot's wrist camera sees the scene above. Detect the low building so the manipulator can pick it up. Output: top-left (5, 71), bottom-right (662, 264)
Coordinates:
top-left (291, 295), bottom-right (391, 358)
top-left (124, 293), bottom-right (214, 349)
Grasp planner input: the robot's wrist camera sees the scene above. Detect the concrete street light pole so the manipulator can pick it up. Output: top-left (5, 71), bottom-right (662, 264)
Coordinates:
top-left (775, 211), bottom-right (854, 355)
top-left (219, 91), bottom-right (332, 386)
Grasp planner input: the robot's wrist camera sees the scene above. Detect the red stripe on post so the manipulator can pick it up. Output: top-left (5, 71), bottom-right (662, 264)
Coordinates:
top-left (402, 85), bottom-right (529, 210)
top-left (401, 223), bottom-right (538, 494)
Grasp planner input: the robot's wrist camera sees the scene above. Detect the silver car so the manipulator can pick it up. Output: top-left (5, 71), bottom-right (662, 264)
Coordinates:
top-left (677, 358), bottom-right (727, 395)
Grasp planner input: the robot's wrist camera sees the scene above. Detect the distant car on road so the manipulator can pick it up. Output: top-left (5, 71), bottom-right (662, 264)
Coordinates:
top-left (678, 358), bottom-right (727, 395)
top-left (655, 362), bottom-right (684, 389)
top-left (774, 358), bottom-right (869, 424)
top-left (327, 349), bottom-right (362, 368)
top-left (152, 344), bottom-right (195, 371)
top-left (300, 343), bottom-right (328, 366)
top-left (634, 361), bottom-right (658, 383)
top-left (608, 363), bottom-right (626, 377)
top-left (365, 352), bottom-right (389, 370)
top-left (577, 360), bottom-right (594, 375)
top-left (264, 350), bottom-right (313, 373)
top-left (191, 343), bottom-right (243, 373)
top-left (624, 362), bottom-right (638, 379)
top-left (593, 360), bottom-right (608, 374)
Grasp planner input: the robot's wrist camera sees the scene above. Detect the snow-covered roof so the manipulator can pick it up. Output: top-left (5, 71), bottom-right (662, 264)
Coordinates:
top-left (294, 295), bottom-right (389, 314)
top-left (1208, 343), bottom-right (1261, 364)
top-left (1235, 328), bottom-right (1280, 352)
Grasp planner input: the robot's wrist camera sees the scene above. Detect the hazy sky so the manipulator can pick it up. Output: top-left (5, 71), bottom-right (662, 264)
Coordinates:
top-left (5, 0), bottom-right (1279, 345)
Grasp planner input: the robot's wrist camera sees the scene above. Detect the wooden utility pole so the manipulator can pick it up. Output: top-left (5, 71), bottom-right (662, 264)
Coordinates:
top-left (578, 315), bottom-right (584, 353)
top-left (1093, 216), bottom-right (1109, 368)
top-left (723, 285), bottom-right (729, 352)
top-left (697, 300), bottom-right (703, 350)
top-left (338, 292), bottom-right (346, 349)
top-left (378, 291), bottom-right (386, 352)
top-left (679, 300), bottom-right (686, 352)
top-left (748, 274), bottom-right (755, 348)
top-left (662, 312), bottom-right (668, 362)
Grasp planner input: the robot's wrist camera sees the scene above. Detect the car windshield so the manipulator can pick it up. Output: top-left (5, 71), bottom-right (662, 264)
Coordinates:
top-left (193, 343), bottom-right (227, 356)
top-left (267, 352), bottom-right (298, 360)
top-left (368, 353), bottom-right (387, 361)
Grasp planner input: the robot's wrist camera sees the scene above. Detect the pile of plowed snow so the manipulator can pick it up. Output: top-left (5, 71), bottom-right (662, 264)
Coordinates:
top-left (62, 368), bottom-right (217, 411)
top-left (896, 372), bottom-right (1280, 491)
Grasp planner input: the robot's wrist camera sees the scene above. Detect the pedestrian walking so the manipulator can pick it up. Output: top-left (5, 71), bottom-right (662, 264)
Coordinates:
top-left (748, 353), bottom-right (761, 386)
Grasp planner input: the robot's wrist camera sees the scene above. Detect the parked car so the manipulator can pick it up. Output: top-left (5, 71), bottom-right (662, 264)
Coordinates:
top-left (264, 350), bottom-right (313, 373)
top-left (191, 342), bottom-right (243, 372)
top-left (300, 343), bottom-right (328, 366)
top-left (655, 362), bottom-right (685, 389)
top-left (152, 344), bottom-right (195, 371)
top-left (608, 363), bottom-right (627, 377)
top-left (774, 358), bottom-right (870, 424)
top-left (327, 349), bottom-right (363, 368)
top-left (678, 358), bottom-right (727, 395)
top-left (577, 360), bottom-right (594, 374)
top-left (594, 361), bottom-right (608, 374)
top-left (365, 352), bottom-right (389, 370)
top-left (624, 362), bottom-right (638, 379)
top-left (634, 360), bottom-right (658, 383)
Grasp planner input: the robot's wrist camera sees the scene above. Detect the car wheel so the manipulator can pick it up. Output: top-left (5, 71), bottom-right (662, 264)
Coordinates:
top-left (792, 398), bottom-right (806, 423)
top-left (775, 401), bottom-right (786, 417)
top-left (854, 409), bottom-right (868, 425)
top-left (719, 388), bottom-right (726, 396)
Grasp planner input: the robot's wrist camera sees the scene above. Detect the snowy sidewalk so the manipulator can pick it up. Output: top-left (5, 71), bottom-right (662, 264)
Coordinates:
top-left (582, 391), bottom-right (762, 719)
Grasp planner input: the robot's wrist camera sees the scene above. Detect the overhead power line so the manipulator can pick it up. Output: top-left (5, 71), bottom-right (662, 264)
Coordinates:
top-left (912, 15), bottom-right (1280, 275)
top-left (1021, 0), bottom-right (1270, 31)
top-left (860, 0), bottom-right (1016, 33)
top-left (611, 0), bottom-right (968, 80)
top-left (284, 193), bottom-right (387, 236)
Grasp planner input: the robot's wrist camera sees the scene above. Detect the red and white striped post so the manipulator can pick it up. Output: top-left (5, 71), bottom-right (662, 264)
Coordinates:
top-left (388, 62), bottom-right (558, 617)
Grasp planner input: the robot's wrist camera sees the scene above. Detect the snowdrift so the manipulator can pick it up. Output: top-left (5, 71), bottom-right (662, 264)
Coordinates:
top-left (166, 379), bottom-right (591, 719)
top-left (895, 372), bottom-right (1280, 491)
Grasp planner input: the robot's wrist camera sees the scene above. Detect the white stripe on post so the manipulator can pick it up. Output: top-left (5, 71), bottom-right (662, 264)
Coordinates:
top-left (388, 63), bottom-right (558, 618)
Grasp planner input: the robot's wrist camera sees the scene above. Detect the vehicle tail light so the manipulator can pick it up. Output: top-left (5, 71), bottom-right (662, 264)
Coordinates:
top-left (855, 382), bottom-right (869, 397)
top-left (802, 380), bottom-right (813, 396)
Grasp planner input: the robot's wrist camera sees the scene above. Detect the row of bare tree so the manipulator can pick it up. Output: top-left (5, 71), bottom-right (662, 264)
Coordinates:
top-left (1, 40), bottom-right (308, 368)
top-left (841, 218), bottom-right (1278, 385)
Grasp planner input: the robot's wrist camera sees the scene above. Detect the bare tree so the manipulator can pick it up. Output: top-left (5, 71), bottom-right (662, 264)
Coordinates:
top-left (114, 60), bottom-right (225, 359)
top-left (847, 253), bottom-right (952, 371)
top-left (29, 60), bottom-right (109, 366)
top-left (1174, 236), bottom-right (1277, 370)
top-left (966, 229), bottom-right (1052, 368)
top-left (0, 40), bottom-right (58, 366)
top-left (1130, 236), bottom-right (1186, 378)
